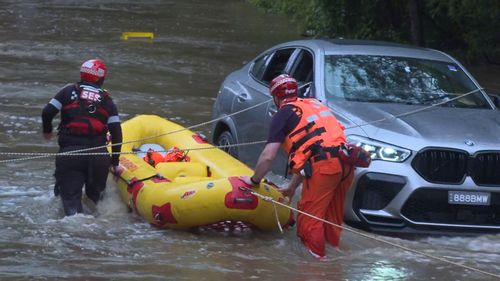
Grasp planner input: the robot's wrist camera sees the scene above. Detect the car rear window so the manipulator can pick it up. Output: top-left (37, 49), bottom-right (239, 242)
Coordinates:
top-left (262, 48), bottom-right (295, 83)
top-left (250, 53), bottom-right (270, 80)
top-left (324, 55), bottom-right (490, 109)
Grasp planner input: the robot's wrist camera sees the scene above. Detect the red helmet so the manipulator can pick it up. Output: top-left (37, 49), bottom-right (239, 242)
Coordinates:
top-left (269, 74), bottom-right (298, 99)
top-left (80, 59), bottom-right (107, 83)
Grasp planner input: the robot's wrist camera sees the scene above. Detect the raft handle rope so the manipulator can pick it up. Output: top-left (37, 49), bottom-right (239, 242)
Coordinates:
top-left (271, 199), bottom-right (284, 234)
top-left (238, 184), bottom-right (285, 234)
top-left (126, 173), bottom-right (165, 187)
top-left (241, 186), bottom-right (500, 279)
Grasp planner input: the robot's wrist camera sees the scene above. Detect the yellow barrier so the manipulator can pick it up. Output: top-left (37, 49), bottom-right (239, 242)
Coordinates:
top-left (121, 32), bottom-right (154, 40)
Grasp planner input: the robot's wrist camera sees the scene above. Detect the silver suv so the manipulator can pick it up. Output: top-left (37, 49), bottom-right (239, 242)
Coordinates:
top-left (211, 39), bottom-right (500, 235)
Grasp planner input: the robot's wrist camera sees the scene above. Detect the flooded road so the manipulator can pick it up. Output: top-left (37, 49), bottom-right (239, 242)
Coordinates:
top-left (0, 1), bottom-right (499, 280)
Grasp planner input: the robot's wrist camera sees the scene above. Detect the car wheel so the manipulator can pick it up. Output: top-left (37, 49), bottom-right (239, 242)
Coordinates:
top-left (215, 131), bottom-right (238, 158)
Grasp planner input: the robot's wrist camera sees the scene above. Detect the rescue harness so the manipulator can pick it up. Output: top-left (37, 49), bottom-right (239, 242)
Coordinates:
top-left (59, 83), bottom-right (110, 137)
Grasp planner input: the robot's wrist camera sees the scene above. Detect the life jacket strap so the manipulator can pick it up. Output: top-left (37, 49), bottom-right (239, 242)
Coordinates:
top-left (289, 127), bottom-right (326, 154)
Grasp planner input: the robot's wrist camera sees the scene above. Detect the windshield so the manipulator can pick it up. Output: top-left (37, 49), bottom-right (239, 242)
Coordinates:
top-left (324, 55), bottom-right (490, 108)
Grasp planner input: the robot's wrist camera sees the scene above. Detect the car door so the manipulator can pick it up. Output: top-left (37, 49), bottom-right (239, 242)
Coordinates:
top-left (231, 47), bottom-right (296, 167)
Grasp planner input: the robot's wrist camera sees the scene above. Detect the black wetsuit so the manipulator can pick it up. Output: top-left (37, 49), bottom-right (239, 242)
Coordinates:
top-left (42, 81), bottom-right (122, 216)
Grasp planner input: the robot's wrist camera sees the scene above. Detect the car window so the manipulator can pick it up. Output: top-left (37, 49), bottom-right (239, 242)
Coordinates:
top-left (262, 48), bottom-right (295, 84)
top-left (324, 55), bottom-right (490, 109)
top-left (290, 50), bottom-right (314, 97)
top-left (250, 53), bottom-right (271, 80)
top-left (291, 50), bottom-right (313, 85)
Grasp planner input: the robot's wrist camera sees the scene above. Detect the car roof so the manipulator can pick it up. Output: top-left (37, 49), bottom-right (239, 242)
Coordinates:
top-left (273, 39), bottom-right (455, 62)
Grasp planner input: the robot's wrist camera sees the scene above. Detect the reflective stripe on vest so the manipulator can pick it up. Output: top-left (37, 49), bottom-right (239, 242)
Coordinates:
top-left (282, 98), bottom-right (346, 171)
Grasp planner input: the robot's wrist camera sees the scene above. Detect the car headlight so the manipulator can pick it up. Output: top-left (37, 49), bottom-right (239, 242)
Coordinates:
top-left (346, 135), bottom-right (411, 162)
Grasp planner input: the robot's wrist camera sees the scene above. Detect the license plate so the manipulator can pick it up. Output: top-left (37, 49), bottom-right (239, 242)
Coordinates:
top-left (448, 191), bottom-right (491, 206)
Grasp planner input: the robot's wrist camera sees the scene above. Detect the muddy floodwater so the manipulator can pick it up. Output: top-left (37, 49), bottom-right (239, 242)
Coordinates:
top-left (0, 1), bottom-right (499, 280)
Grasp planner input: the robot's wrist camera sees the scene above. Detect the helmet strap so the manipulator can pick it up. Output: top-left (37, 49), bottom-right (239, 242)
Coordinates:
top-left (282, 96), bottom-right (298, 105)
top-left (95, 77), bottom-right (105, 87)
top-left (273, 96), bottom-right (281, 108)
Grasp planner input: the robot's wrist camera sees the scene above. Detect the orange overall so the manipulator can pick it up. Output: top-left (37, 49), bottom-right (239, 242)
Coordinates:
top-left (297, 159), bottom-right (354, 257)
top-left (282, 98), bottom-right (353, 258)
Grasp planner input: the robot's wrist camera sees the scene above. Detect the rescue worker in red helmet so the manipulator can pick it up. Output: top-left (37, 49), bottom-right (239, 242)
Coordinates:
top-left (240, 74), bottom-right (355, 260)
top-left (41, 59), bottom-right (122, 216)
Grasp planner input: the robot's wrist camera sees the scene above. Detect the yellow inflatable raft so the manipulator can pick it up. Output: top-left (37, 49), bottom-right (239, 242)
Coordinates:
top-left (111, 115), bottom-right (293, 232)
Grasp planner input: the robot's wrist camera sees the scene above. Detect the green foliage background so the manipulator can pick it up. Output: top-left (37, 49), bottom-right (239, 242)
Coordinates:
top-left (250, 0), bottom-right (499, 64)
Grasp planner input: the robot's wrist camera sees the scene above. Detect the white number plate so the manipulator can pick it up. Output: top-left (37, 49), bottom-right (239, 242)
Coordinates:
top-left (448, 191), bottom-right (490, 206)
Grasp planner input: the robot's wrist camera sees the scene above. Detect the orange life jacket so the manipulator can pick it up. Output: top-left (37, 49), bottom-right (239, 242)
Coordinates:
top-left (143, 147), bottom-right (190, 167)
top-left (164, 147), bottom-right (190, 162)
top-left (143, 149), bottom-right (165, 167)
top-left (282, 98), bottom-right (346, 172)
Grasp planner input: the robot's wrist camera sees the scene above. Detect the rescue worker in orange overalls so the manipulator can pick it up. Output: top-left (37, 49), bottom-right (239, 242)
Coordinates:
top-left (240, 74), bottom-right (355, 259)
top-left (42, 59), bottom-right (122, 216)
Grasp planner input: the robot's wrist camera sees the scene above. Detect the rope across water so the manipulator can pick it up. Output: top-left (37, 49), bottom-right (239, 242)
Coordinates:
top-left (0, 99), bottom-right (272, 163)
top-left (1, 87), bottom-right (498, 277)
top-left (0, 88), bottom-right (484, 163)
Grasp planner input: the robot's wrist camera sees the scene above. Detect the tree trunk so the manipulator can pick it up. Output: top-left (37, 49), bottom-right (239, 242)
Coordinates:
top-left (408, 0), bottom-right (424, 46)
